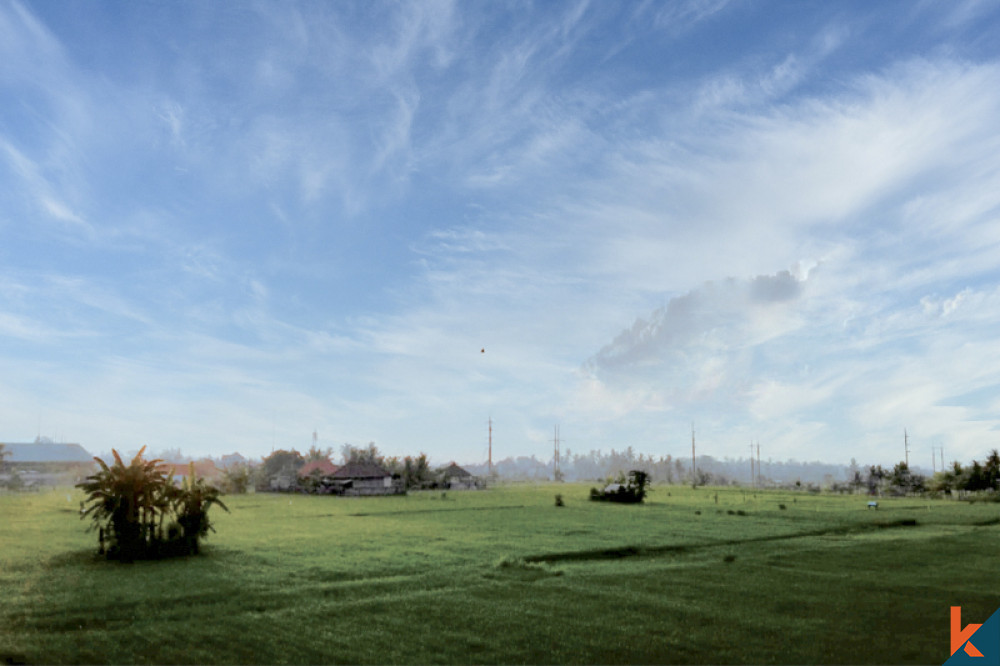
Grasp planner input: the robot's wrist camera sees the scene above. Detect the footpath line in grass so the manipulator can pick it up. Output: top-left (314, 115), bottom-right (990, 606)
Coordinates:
top-left (522, 517), bottom-right (923, 564)
top-left (345, 504), bottom-right (527, 517)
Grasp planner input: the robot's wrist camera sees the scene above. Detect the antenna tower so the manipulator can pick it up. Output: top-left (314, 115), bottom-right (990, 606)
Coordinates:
top-left (488, 416), bottom-right (493, 475)
top-left (904, 428), bottom-right (910, 467)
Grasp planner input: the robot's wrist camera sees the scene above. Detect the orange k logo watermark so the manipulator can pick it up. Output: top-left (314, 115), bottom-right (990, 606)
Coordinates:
top-left (953, 607), bottom-right (985, 658)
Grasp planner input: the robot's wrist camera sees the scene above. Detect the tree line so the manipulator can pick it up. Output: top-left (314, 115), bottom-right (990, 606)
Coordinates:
top-left (461, 445), bottom-right (1000, 497)
top-left (843, 450), bottom-right (1000, 497)
top-left (242, 442), bottom-right (443, 493)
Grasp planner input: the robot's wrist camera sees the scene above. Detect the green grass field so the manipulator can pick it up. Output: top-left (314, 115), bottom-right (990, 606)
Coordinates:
top-left (1, 483), bottom-right (998, 664)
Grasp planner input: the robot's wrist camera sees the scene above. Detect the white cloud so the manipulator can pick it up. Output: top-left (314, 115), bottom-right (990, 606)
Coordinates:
top-left (3, 2), bottom-right (1000, 469)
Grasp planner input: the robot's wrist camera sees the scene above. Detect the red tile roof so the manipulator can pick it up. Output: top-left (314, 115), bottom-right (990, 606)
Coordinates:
top-left (158, 459), bottom-right (221, 479)
top-left (298, 459), bottom-right (339, 477)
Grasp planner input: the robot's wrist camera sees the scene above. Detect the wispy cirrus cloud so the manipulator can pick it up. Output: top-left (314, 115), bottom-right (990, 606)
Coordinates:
top-left (3, 1), bottom-right (1000, 468)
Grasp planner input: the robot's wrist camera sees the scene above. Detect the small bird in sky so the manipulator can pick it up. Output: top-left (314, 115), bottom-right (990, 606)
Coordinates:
top-left (481, 348), bottom-right (485, 354)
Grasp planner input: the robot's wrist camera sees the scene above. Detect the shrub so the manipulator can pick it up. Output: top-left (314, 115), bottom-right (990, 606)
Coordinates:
top-left (554, 494), bottom-right (564, 507)
top-left (220, 464), bottom-right (252, 494)
top-left (588, 470), bottom-right (650, 504)
top-left (4, 470), bottom-right (24, 492)
top-left (76, 448), bottom-right (228, 561)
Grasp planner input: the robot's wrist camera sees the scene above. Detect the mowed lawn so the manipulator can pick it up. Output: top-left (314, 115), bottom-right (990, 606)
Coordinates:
top-left (1, 483), bottom-right (998, 664)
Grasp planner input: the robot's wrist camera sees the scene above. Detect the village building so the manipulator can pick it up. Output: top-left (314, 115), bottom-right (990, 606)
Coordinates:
top-left (298, 458), bottom-right (339, 479)
top-left (219, 452), bottom-right (247, 469)
top-left (1, 441), bottom-right (95, 487)
top-left (439, 462), bottom-right (480, 490)
top-left (157, 459), bottom-right (222, 485)
top-left (329, 462), bottom-right (403, 496)
top-left (269, 467), bottom-right (298, 491)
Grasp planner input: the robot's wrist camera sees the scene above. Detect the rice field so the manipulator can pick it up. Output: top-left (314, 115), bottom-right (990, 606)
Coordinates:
top-left (1, 483), bottom-right (998, 664)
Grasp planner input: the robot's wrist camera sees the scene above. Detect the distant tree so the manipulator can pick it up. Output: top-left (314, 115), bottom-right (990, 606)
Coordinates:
top-left (306, 445), bottom-right (334, 463)
top-left (5, 470), bottom-right (24, 491)
top-left (950, 461), bottom-right (968, 494)
top-left (966, 460), bottom-right (988, 492)
top-left (220, 463), bottom-right (252, 494)
top-left (341, 442), bottom-right (383, 466)
top-left (0, 443), bottom-right (8, 473)
top-left (985, 449), bottom-right (1000, 491)
top-left (850, 470), bottom-right (864, 494)
top-left (259, 449), bottom-right (305, 489)
top-left (929, 461), bottom-right (963, 495)
top-left (865, 465), bottom-right (887, 495)
top-left (382, 456), bottom-right (401, 476)
top-left (406, 453), bottom-right (430, 489)
top-left (695, 470), bottom-right (712, 488)
top-left (890, 462), bottom-right (911, 493)
top-left (154, 447), bottom-right (187, 463)
top-left (889, 461), bottom-right (926, 495)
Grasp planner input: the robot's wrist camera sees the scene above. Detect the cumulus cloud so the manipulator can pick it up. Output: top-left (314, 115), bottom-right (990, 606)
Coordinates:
top-left (586, 269), bottom-right (807, 377)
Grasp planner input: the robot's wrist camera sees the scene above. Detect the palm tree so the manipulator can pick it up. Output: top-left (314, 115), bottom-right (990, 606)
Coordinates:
top-left (77, 448), bottom-right (227, 560)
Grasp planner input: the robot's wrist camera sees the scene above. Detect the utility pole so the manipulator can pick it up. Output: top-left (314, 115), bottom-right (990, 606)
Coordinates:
top-left (488, 416), bottom-right (493, 475)
top-left (904, 428), bottom-right (910, 467)
top-left (940, 445), bottom-right (945, 472)
top-left (749, 442), bottom-right (756, 490)
top-left (691, 423), bottom-right (697, 489)
top-left (552, 425), bottom-right (561, 481)
top-left (757, 441), bottom-right (761, 489)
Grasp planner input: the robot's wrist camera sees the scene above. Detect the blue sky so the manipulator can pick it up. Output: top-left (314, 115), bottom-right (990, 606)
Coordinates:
top-left (2, 0), bottom-right (1000, 468)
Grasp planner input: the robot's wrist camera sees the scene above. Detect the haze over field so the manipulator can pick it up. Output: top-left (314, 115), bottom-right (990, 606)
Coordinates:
top-left (2, 1), bottom-right (1000, 466)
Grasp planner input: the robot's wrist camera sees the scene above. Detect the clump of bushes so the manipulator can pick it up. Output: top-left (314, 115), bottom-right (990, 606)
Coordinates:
top-left (554, 494), bottom-right (564, 507)
top-left (76, 447), bottom-right (228, 562)
top-left (590, 470), bottom-right (650, 504)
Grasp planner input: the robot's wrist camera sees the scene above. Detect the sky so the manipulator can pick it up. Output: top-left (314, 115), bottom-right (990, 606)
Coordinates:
top-left (2, 1), bottom-right (1000, 469)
